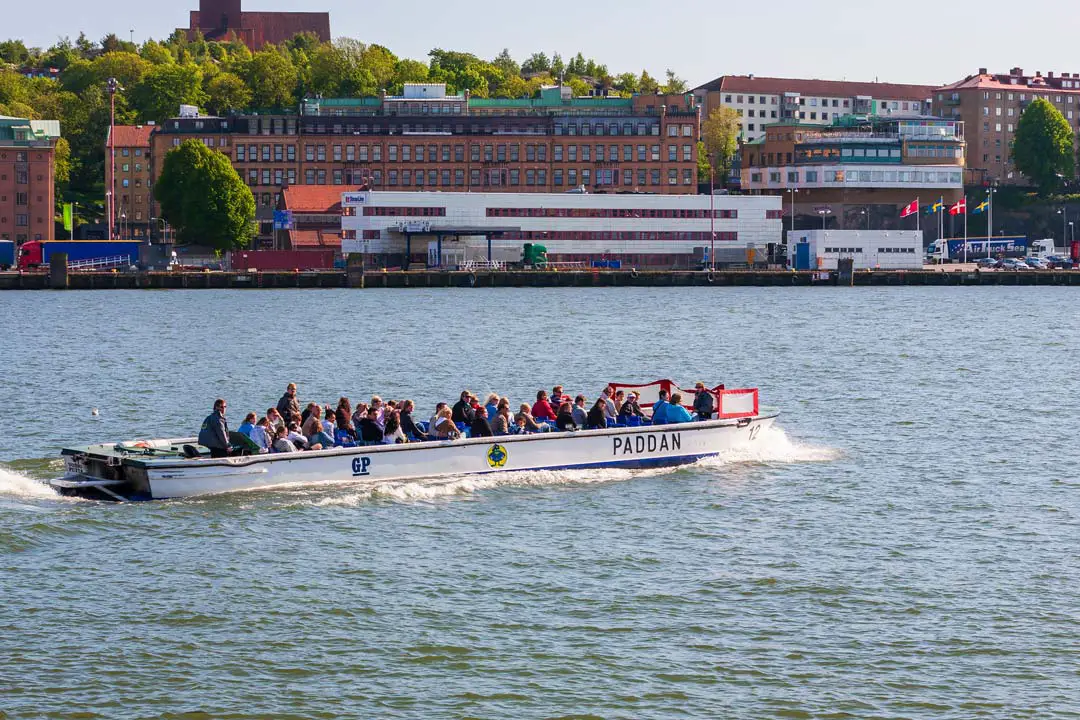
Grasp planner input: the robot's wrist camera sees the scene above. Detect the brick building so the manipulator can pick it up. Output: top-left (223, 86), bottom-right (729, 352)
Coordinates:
top-left (181, 0), bottom-right (330, 49)
top-left (149, 85), bottom-right (701, 246)
top-left (105, 124), bottom-right (154, 239)
top-left (740, 115), bottom-right (965, 233)
top-left (0, 116), bottom-right (60, 245)
top-left (935, 67), bottom-right (1080, 186)
top-left (693, 75), bottom-right (935, 142)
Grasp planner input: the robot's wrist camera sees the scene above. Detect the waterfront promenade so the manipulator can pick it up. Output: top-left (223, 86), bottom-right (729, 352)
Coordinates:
top-left (4, 268), bottom-right (1080, 289)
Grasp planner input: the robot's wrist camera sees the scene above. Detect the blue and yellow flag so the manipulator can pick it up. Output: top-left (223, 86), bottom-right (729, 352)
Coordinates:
top-left (971, 200), bottom-right (989, 214)
top-left (927, 200), bottom-right (944, 214)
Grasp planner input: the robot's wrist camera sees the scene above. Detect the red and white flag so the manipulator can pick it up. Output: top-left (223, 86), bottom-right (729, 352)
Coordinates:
top-left (900, 199), bottom-right (919, 218)
top-left (948, 198), bottom-right (967, 216)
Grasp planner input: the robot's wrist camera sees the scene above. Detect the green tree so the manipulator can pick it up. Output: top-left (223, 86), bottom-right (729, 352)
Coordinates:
top-left (0, 39), bottom-right (31, 65)
top-left (701, 106), bottom-right (740, 185)
top-left (391, 58), bottom-right (428, 92)
top-left (241, 48), bottom-right (297, 108)
top-left (139, 40), bottom-right (174, 65)
top-left (492, 48), bottom-right (519, 79)
top-left (90, 51), bottom-right (151, 90)
top-left (639, 69), bottom-right (659, 94)
top-left (1012, 97), bottom-right (1075, 194)
top-left (551, 53), bottom-right (565, 80)
top-left (205, 71), bottom-right (252, 114)
top-left (155, 139), bottom-right (255, 250)
top-left (522, 52), bottom-right (550, 75)
top-left (130, 64), bottom-right (207, 123)
top-left (662, 69), bottom-right (687, 94)
top-left (697, 141), bottom-right (710, 183)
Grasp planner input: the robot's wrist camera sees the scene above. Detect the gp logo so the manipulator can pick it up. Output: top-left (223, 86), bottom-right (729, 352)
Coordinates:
top-left (351, 456), bottom-right (371, 476)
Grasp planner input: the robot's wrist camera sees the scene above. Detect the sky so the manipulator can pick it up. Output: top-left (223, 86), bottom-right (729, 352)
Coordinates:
top-left (8, 0), bottom-right (1080, 89)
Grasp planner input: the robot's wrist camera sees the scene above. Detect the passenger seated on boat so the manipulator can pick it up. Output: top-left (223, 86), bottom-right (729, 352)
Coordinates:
top-left (272, 426), bottom-right (298, 453)
top-left (267, 408), bottom-right (285, 433)
top-left (369, 397), bottom-right (386, 430)
top-left (551, 385), bottom-right (567, 408)
top-left (613, 390), bottom-right (626, 416)
top-left (587, 398), bottom-right (608, 430)
top-left (300, 402), bottom-right (318, 427)
top-left (400, 400), bottom-right (430, 441)
top-left (693, 382), bottom-right (715, 421)
top-left (322, 407), bottom-right (337, 436)
top-left (302, 405), bottom-right (322, 437)
top-left (601, 387), bottom-right (617, 421)
top-left (277, 383), bottom-right (301, 427)
top-left (351, 402), bottom-right (368, 430)
top-left (237, 412), bottom-right (257, 438)
top-left (651, 390), bottom-right (671, 425)
top-left (382, 410), bottom-right (407, 444)
top-left (471, 407), bottom-right (494, 438)
top-left (483, 393), bottom-right (500, 423)
top-left (491, 399), bottom-right (513, 436)
top-left (432, 406), bottom-right (461, 440)
top-left (429, 402), bottom-right (447, 435)
top-left (516, 403), bottom-right (543, 433)
top-left (305, 423), bottom-right (334, 451)
top-left (511, 415), bottom-right (528, 434)
top-left (618, 393), bottom-right (644, 419)
top-left (452, 391), bottom-right (475, 425)
top-left (665, 393), bottom-right (694, 424)
top-left (555, 402), bottom-right (577, 432)
top-left (532, 390), bottom-right (557, 422)
top-left (572, 395), bottom-right (588, 427)
top-left (336, 398), bottom-right (357, 440)
top-left (287, 422), bottom-right (310, 450)
top-left (249, 417), bottom-right (272, 454)
top-left (359, 407), bottom-right (384, 444)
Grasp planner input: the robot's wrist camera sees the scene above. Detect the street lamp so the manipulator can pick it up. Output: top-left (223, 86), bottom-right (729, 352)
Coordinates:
top-left (818, 208), bottom-right (829, 231)
top-left (120, 211), bottom-right (126, 240)
top-left (105, 77), bottom-right (123, 241)
top-left (1058, 207), bottom-right (1067, 247)
top-left (1070, 221), bottom-right (1075, 245)
top-left (708, 154), bottom-right (716, 272)
top-left (151, 216), bottom-right (168, 244)
top-left (986, 186), bottom-right (997, 258)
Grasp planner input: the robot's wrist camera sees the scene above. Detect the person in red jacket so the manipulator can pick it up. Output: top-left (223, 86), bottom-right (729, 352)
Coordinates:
top-left (532, 389), bottom-right (557, 422)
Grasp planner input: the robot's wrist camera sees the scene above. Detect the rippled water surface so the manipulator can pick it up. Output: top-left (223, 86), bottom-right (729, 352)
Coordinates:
top-left (2, 287), bottom-right (1080, 719)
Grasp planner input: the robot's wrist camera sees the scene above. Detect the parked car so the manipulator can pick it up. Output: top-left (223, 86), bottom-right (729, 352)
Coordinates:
top-left (976, 257), bottom-right (999, 269)
top-left (1045, 255), bottom-right (1074, 269)
top-left (1025, 257), bottom-right (1050, 269)
top-left (1000, 258), bottom-right (1032, 271)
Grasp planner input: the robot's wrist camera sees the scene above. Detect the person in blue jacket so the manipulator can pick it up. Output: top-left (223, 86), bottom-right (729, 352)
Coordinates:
top-left (651, 390), bottom-right (671, 425)
top-left (665, 393), bottom-right (694, 423)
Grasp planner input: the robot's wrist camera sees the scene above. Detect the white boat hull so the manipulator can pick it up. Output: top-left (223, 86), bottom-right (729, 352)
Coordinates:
top-left (55, 414), bottom-right (777, 500)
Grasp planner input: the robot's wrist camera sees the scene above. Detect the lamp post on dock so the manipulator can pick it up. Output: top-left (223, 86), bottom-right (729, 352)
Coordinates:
top-left (105, 77), bottom-right (122, 241)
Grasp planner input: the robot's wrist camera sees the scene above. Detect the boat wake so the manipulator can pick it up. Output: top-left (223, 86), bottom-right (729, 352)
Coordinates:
top-left (0, 466), bottom-right (61, 501)
top-left (304, 424), bottom-right (838, 507)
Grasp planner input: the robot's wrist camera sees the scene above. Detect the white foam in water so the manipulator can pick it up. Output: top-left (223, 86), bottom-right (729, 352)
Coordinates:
top-left (312, 425), bottom-right (839, 507)
top-left (0, 467), bottom-right (60, 499)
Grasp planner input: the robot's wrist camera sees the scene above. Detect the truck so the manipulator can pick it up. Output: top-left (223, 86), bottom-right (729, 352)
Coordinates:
top-left (925, 236), bottom-right (1052, 263)
top-left (0, 240), bottom-right (13, 270)
top-left (18, 240), bottom-right (144, 270)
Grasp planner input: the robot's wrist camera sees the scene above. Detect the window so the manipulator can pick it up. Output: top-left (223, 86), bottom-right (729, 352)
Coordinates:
top-left (651, 145), bottom-right (660, 161)
top-left (623, 145), bottom-right (633, 162)
top-left (275, 145), bottom-right (284, 161)
top-left (526, 169), bottom-right (535, 186)
top-left (569, 145), bottom-right (577, 161)
top-left (373, 146), bottom-right (381, 161)
top-left (510, 144), bottom-right (519, 162)
top-left (333, 145), bottom-right (342, 161)
top-left (287, 146), bottom-right (296, 161)
top-left (402, 145), bottom-right (411, 162)
top-left (333, 170), bottom-right (343, 185)
top-left (317, 145), bottom-right (326, 161)
top-left (668, 145), bottom-right (677, 161)
top-left (682, 145), bottom-right (692, 161)
top-left (554, 145), bottom-right (563, 161)
top-left (317, 170), bottom-right (326, 185)
top-left (568, 169), bottom-right (577, 186)
top-left (389, 145), bottom-right (398, 161)
top-left (388, 170), bottom-right (398, 186)
top-left (582, 146), bottom-right (591, 161)
top-left (305, 145), bottom-right (315, 161)
top-left (237, 145), bottom-right (246, 162)
top-left (510, 169), bottom-right (520, 186)
top-left (15, 192), bottom-right (27, 206)
top-left (554, 169), bottom-right (563, 186)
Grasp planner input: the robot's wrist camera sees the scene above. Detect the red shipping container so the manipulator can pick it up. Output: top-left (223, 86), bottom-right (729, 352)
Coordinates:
top-left (230, 250), bottom-right (336, 271)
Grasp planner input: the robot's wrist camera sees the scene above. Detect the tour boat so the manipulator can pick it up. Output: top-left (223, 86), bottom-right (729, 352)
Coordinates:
top-left (49, 381), bottom-right (777, 501)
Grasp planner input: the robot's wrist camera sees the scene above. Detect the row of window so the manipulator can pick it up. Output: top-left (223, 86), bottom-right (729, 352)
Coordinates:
top-left (0, 214), bottom-right (44, 226)
top-left (0, 171), bottom-right (36, 184)
top-left (752, 169), bottom-right (963, 184)
top-left (116, 148), bottom-right (145, 157)
top-left (499, 231), bottom-right (739, 241)
top-left (362, 207), bottom-right (447, 217)
top-left (295, 120), bottom-right (677, 138)
top-left (486, 208), bottom-right (739, 219)
top-left (726, 95), bottom-right (921, 112)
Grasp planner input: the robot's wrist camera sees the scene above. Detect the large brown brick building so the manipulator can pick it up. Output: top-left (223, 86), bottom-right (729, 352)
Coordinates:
top-left (149, 85), bottom-right (702, 247)
top-left (105, 124), bottom-right (154, 239)
top-left (935, 67), bottom-right (1080, 186)
top-left (181, 0), bottom-right (330, 49)
top-left (0, 116), bottom-right (60, 245)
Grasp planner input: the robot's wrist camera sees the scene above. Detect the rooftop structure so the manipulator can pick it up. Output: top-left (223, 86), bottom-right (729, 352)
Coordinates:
top-left (181, 0), bottom-right (330, 49)
top-left (0, 115), bottom-right (61, 244)
top-left (693, 75), bottom-right (935, 142)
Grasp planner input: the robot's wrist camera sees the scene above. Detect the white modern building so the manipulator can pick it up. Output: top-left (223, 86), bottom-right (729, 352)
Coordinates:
top-left (340, 190), bottom-right (783, 268)
top-left (789, 230), bottom-right (923, 270)
top-left (693, 75), bottom-right (935, 141)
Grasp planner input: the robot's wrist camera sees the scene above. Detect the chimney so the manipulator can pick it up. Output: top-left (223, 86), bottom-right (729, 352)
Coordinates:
top-left (1035, 70), bottom-right (1042, 78)
top-left (978, 67), bottom-right (987, 75)
top-left (1049, 71), bottom-right (1055, 79)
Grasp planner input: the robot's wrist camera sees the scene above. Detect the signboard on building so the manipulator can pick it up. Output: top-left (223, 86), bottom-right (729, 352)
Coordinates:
top-left (341, 238), bottom-right (365, 254)
top-left (342, 192), bottom-right (370, 207)
top-left (272, 210), bottom-right (294, 230)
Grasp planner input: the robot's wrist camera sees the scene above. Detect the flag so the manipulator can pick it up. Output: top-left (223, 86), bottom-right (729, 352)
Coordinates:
top-left (971, 200), bottom-right (989, 214)
top-left (927, 200), bottom-right (944, 214)
top-left (900, 199), bottom-right (919, 218)
top-left (949, 198), bottom-right (967, 216)
top-left (62, 203), bottom-right (73, 232)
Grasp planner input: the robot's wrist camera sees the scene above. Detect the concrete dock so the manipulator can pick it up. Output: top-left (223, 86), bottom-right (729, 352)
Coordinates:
top-left (4, 268), bottom-right (1080, 290)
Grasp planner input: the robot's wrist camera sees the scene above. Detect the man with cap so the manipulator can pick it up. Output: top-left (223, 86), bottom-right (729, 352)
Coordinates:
top-left (693, 382), bottom-right (716, 420)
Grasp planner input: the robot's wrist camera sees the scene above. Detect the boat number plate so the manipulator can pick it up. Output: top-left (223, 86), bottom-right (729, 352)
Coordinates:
top-left (351, 456), bottom-right (371, 476)
top-left (65, 456), bottom-right (87, 476)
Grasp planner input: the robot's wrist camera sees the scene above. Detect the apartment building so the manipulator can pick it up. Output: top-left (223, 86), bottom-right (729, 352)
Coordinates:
top-left (693, 75), bottom-right (934, 142)
top-left (0, 116), bottom-right (60, 244)
top-left (148, 84), bottom-right (701, 245)
top-left (105, 124), bottom-right (154, 239)
top-left (741, 115), bottom-right (965, 232)
top-left (935, 67), bottom-right (1080, 186)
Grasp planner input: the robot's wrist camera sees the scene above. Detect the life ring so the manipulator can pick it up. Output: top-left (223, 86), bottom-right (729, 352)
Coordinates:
top-left (706, 271), bottom-right (715, 283)
top-left (468, 271), bottom-right (477, 287)
top-left (630, 268), bottom-right (639, 278)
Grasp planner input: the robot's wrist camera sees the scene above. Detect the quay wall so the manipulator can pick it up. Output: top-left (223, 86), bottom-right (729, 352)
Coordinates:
top-left (4, 269), bottom-right (1080, 290)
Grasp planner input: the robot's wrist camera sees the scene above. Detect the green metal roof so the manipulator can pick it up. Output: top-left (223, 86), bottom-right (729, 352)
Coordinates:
top-left (0, 116), bottom-right (61, 143)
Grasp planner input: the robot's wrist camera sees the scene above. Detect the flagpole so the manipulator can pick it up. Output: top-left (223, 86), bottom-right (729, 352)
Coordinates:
top-left (916, 196), bottom-right (920, 233)
top-left (963, 195), bottom-right (968, 264)
top-left (987, 191), bottom-right (993, 259)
